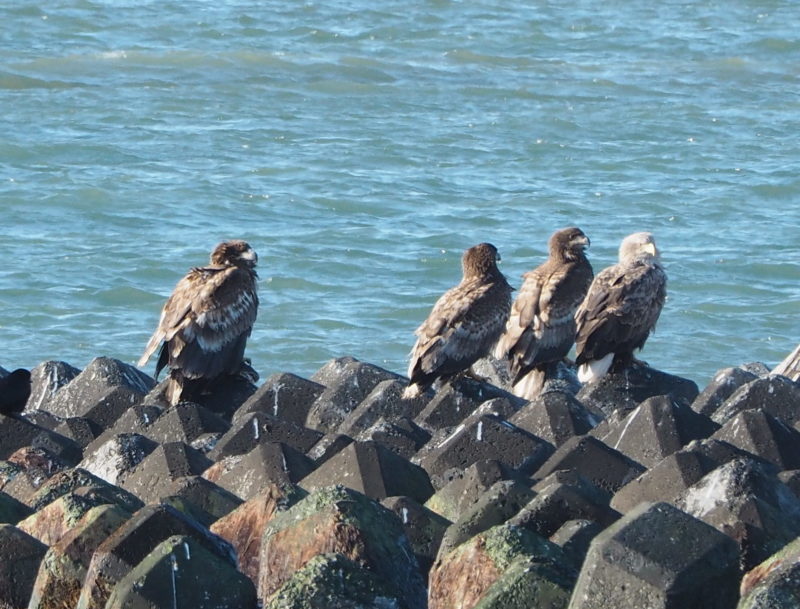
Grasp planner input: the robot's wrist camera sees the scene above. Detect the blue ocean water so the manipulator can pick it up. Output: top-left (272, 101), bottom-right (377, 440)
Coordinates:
top-left (1, 0), bottom-right (798, 387)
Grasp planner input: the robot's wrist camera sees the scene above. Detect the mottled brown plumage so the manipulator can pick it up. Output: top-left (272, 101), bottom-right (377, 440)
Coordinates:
top-left (138, 240), bottom-right (259, 405)
top-left (575, 232), bottom-right (666, 382)
top-left (404, 243), bottom-right (513, 398)
top-left (495, 227), bottom-right (593, 399)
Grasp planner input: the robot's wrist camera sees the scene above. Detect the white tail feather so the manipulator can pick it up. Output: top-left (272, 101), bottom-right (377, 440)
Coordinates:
top-left (511, 369), bottom-right (546, 401)
top-left (402, 383), bottom-right (422, 399)
top-left (577, 353), bottom-right (614, 383)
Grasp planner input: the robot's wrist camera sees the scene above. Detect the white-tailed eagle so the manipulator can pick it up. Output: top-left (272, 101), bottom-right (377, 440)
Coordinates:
top-left (138, 240), bottom-right (259, 405)
top-left (495, 227), bottom-right (593, 399)
top-left (575, 232), bottom-right (666, 382)
top-left (404, 242), bottom-right (513, 398)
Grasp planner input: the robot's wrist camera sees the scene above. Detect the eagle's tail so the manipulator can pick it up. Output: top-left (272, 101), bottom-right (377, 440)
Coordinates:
top-left (402, 382), bottom-right (423, 399)
top-left (577, 353), bottom-right (614, 383)
top-left (165, 374), bottom-right (184, 406)
top-left (511, 368), bottom-right (546, 401)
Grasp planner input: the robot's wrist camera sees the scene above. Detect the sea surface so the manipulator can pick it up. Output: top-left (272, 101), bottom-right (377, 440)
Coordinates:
top-left (1, 0), bottom-right (798, 389)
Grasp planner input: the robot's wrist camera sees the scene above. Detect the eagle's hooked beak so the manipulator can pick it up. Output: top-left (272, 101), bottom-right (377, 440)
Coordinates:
top-left (643, 242), bottom-right (658, 257)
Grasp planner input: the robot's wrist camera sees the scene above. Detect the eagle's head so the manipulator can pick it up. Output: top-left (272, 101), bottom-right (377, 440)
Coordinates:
top-left (551, 227), bottom-right (590, 261)
top-left (462, 242), bottom-right (501, 279)
top-left (619, 232), bottom-right (660, 264)
top-left (211, 240), bottom-right (258, 269)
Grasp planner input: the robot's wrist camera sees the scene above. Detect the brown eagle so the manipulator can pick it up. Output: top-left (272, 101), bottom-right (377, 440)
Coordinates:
top-left (403, 242), bottom-right (513, 398)
top-left (138, 240), bottom-right (259, 405)
top-left (495, 227), bottom-right (593, 399)
top-left (575, 232), bottom-right (666, 383)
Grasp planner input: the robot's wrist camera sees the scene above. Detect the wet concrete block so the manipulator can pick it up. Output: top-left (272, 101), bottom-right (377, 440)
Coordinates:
top-left (305, 359), bottom-right (402, 433)
top-left (534, 435), bottom-right (646, 495)
top-left (145, 401), bottom-right (230, 445)
top-left (511, 470), bottom-right (619, 539)
top-left (576, 362), bottom-right (699, 418)
top-left (692, 366), bottom-right (760, 417)
top-left (17, 491), bottom-right (109, 546)
top-left (429, 523), bottom-right (576, 609)
top-left (611, 438), bottom-right (755, 514)
top-left (263, 552), bottom-right (400, 609)
top-left (569, 502), bottom-right (740, 609)
top-left (234, 372), bottom-right (325, 427)
top-left (711, 374), bottom-right (800, 426)
top-left (711, 408), bottom-right (800, 470)
top-left (0, 490), bottom-right (32, 524)
top-left (738, 536), bottom-right (800, 609)
top-left (258, 485), bottom-right (426, 609)
top-left (159, 475), bottom-right (243, 525)
top-left (204, 442), bottom-right (316, 500)
top-left (415, 413), bottom-right (554, 488)
top-left (597, 395), bottom-right (719, 468)
top-left (120, 442), bottom-right (213, 504)
top-left (30, 425), bottom-right (83, 466)
top-left (0, 524), bottom-right (48, 609)
top-left (382, 495), bottom-right (451, 580)
top-left (105, 534), bottom-right (257, 609)
top-left (356, 416), bottom-right (431, 460)
top-left (300, 440), bottom-right (434, 504)
top-left (778, 469), bottom-right (800, 499)
top-left (0, 447), bottom-right (68, 507)
top-left (0, 414), bottom-right (53, 460)
top-left (209, 412), bottom-right (324, 460)
top-left (79, 433), bottom-right (158, 486)
top-left (337, 378), bottom-right (429, 437)
top-left (30, 467), bottom-right (144, 514)
top-left (144, 372), bottom-right (258, 419)
top-left (679, 457), bottom-right (800, 570)
top-left (424, 459), bottom-right (522, 521)
top-left (211, 483), bottom-right (307, 586)
top-left (26, 360), bottom-right (81, 412)
top-left (87, 403), bottom-right (163, 450)
top-left (28, 504), bottom-right (130, 609)
top-left (53, 417), bottom-right (101, 449)
top-left (78, 503), bottom-right (236, 609)
top-left (510, 390), bottom-right (601, 447)
top-left (306, 432), bottom-right (354, 465)
top-left (438, 479), bottom-right (536, 556)
top-left (549, 519), bottom-right (604, 571)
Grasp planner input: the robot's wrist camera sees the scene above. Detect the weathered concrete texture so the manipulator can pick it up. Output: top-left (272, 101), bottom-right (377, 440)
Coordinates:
top-left (711, 374), bottom-right (800, 426)
top-left (30, 467), bottom-right (143, 514)
top-left (382, 495), bottom-right (452, 579)
top-left (264, 552), bottom-right (402, 609)
top-left (87, 403), bottom-right (163, 450)
top-left (0, 447), bottom-right (68, 507)
top-left (337, 378), bottom-right (429, 437)
top-left (17, 491), bottom-right (109, 546)
top-left (576, 362), bottom-right (699, 418)
top-left (778, 469), bottom-right (800, 499)
top-left (710, 408), bottom-right (800, 470)
top-left (549, 519), bottom-right (605, 571)
top-left (204, 442), bottom-right (316, 500)
top-left (121, 442), bottom-right (213, 504)
top-left (534, 435), bottom-right (646, 495)
top-left (425, 460), bottom-right (520, 522)
top-left (159, 475), bottom-right (243, 525)
top-left (438, 479), bottom-right (535, 557)
top-left (306, 359), bottom-right (402, 434)
top-left (611, 439), bottom-right (755, 514)
top-left (258, 485), bottom-right (426, 609)
top-left (511, 471), bottom-right (619, 539)
top-left (0, 524), bottom-right (48, 609)
top-left (691, 366), bottom-right (760, 417)
top-left (306, 432), bottom-right (354, 465)
top-left (28, 504), bottom-right (131, 609)
top-left (79, 433), bottom-right (158, 486)
top-left (356, 416), bottom-right (431, 460)
top-left (145, 401), bottom-right (230, 445)
top-left (26, 360), bottom-right (81, 412)
top-left (78, 503), bottom-right (236, 609)
top-left (569, 502), bottom-right (740, 609)
top-left (144, 370), bottom-right (258, 419)
top-left (53, 417), bottom-right (101, 449)
top-left (0, 489), bottom-right (31, 524)
top-left (234, 372), bottom-right (325, 427)
top-left (105, 534), bottom-right (258, 609)
top-left (46, 356), bottom-right (155, 425)
top-left (414, 378), bottom-right (523, 432)
top-left (300, 440), bottom-right (434, 504)
top-left (738, 536), bottom-right (800, 608)
top-left (510, 390), bottom-right (601, 448)
top-left (209, 412), bottom-right (323, 460)
top-left (678, 457), bottom-right (800, 570)
top-left (415, 413), bottom-right (554, 488)
top-left (429, 523), bottom-right (576, 609)
top-left (211, 483), bottom-right (307, 585)
top-left (596, 396), bottom-right (719, 468)
top-left (0, 414), bottom-right (59, 460)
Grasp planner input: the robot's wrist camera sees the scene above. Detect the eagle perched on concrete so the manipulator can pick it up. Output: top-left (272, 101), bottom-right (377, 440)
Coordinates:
top-left (495, 227), bottom-right (593, 399)
top-left (138, 240), bottom-right (259, 405)
top-left (575, 232), bottom-right (666, 383)
top-left (404, 243), bottom-right (513, 398)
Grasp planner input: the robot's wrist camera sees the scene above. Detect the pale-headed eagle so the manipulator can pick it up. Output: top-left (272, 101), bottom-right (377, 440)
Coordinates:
top-left (138, 240), bottom-right (259, 405)
top-left (574, 232), bottom-right (666, 383)
top-left (495, 227), bottom-right (593, 399)
top-left (403, 242), bottom-right (513, 399)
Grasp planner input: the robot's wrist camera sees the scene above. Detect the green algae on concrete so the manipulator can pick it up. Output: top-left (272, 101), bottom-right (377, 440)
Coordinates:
top-left (30, 468), bottom-right (143, 513)
top-left (0, 523), bottom-right (48, 609)
top-left (738, 536), bottom-right (800, 609)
